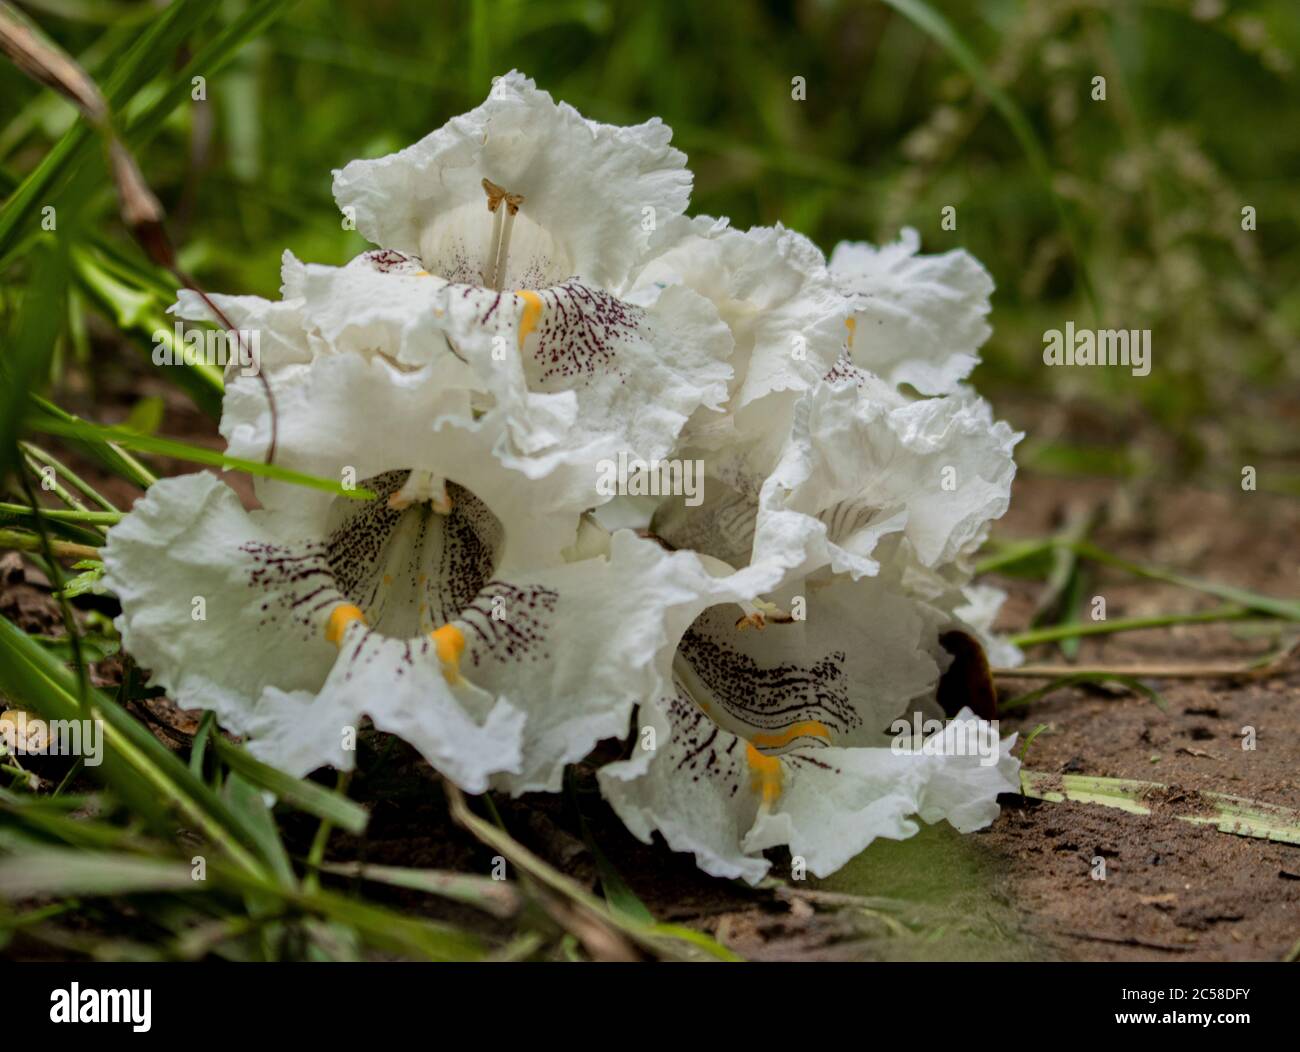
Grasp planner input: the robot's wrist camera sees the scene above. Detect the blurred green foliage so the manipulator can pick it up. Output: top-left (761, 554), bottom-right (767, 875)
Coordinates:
top-left (2, 0), bottom-right (1298, 478)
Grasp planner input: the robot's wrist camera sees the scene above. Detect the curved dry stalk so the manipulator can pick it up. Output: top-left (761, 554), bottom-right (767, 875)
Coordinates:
top-left (994, 642), bottom-right (1297, 682)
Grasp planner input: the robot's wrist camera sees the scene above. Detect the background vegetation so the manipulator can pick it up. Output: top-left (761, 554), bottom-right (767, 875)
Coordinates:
top-left (6, 0), bottom-right (1297, 477)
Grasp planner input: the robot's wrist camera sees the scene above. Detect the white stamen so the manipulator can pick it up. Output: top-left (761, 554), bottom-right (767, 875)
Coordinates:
top-left (482, 205), bottom-right (504, 289)
top-left (480, 178), bottom-right (525, 290)
top-left (493, 207), bottom-right (518, 290)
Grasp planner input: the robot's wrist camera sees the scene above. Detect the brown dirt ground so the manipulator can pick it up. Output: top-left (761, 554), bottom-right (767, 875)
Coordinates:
top-left (979, 474), bottom-right (1300, 962)
top-left (5, 359), bottom-right (1299, 960)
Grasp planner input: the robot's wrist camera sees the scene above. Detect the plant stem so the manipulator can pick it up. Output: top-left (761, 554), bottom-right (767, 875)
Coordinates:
top-left (1008, 605), bottom-right (1252, 647)
top-left (21, 441), bottom-right (119, 511)
top-left (995, 654), bottom-right (1292, 680)
top-left (303, 770), bottom-right (351, 895)
top-left (0, 500), bottom-right (121, 525)
top-left (0, 528), bottom-right (99, 561)
top-left (22, 452), bottom-right (95, 523)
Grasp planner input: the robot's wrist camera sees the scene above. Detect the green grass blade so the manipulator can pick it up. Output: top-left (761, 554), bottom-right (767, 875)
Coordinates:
top-left (1001, 671), bottom-right (1165, 712)
top-left (29, 395), bottom-right (156, 488)
top-left (316, 861), bottom-right (520, 919)
top-left (0, 847), bottom-right (196, 898)
top-left (880, 0), bottom-right (1098, 314)
top-left (0, 614), bottom-right (267, 876)
top-left (126, 0), bottom-right (297, 145)
top-left (27, 414), bottom-right (377, 500)
top-left (0, 0), bottom-right (221, 256)
top-left (0, 239), bottom-right (68, 483)
top-left (214, 737), bottom-right (369, 836)
top-left (1069, 540), bottom-right (1300, 621)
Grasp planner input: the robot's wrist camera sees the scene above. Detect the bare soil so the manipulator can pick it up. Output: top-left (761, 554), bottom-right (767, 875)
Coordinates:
top-left (978, 474), bottom-right (1300, 961)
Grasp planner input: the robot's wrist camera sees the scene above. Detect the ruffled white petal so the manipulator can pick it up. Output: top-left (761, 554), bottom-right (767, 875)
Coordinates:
top-left (241, 647), bottom-right (526, 794)
top-left (754, 382), bottom-right (1021, 582)
top-left (219, 350), bottom-right (590, 566)
top-left (830, 228), bottom-right (993, 396)
top-left (602, 686), bottom-right (1018, 883)
top-left (102, 472), bottom-right (336, 734)
top-left (633, 220), bottom-right (847, 447)
top-left (169, 289), bottom-right (313, 384)
top-left (952, 582), bottom-right (1022, 669)
top-left (290, 252), bottom-right (732, 468)
top-left (599, 690), bottom-right (770, 883)
top-left (745, 709), bottom-right (1019, 877)
top-left (464, 532), bottom-right (747, 795)
top-left (332, 71), bottom-right (691, 290)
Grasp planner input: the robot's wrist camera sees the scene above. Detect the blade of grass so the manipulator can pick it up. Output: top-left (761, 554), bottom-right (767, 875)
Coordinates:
top-left (0, 0), bottom-right (221, 255)
top-left (0, 528), bottom-right (99, 560)
top-left (446, 782), bottom-right (739, 961)
top-left (0, 240), bottom-right (67, 484)
top-left (0, 501), bottom-right (120, 526)
top-left (213, 736), bottom-right (369, 836)
top-left (315, 861), bottom-right (522, 920)
top-left (0, 613), bottom-right (267, 877)
top-left (1000, 671), bottom-right (1165, 712)
top-left (21, 442), bottom-right (117, 509)
top-left (28, 414), bottom-right (377, 500)
top-left (880, 0), bottom-right (1098, 314)
top-left (1067, 539), bottom-right (1300, 621)
top-left (71, 243), bottom-right (224, 412)
top-left (974, 537), bottom-right (1055, 577)
top-left (568, 774), bottom-right (654, 925)
top-left (1008, 605), bottom-right (1252, 647)
top-left (125, 0), bottom-right (296, 146)
top-left (0, 847), bottom-right (195, 898)
top-left (0, 797), bottom-right (492, 961)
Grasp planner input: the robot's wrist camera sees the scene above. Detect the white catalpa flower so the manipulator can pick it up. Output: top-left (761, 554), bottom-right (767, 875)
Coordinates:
top-left (114, 73), bottom-right (1023, 883)
top-left (589, 377), bottom-right (1021, 882)
top-left (172, 71), bottom-right (737, 490)
top-left (318, 70), bottom-right (736, 472)
top-left (103, 348), bottom-right (751, 795)
top-left (594, 376), bottom-right (1021, 881)
top-left (592, 226), bottom-right (1024, 884)
top-left (597, 561), bottom-right (1020, 883)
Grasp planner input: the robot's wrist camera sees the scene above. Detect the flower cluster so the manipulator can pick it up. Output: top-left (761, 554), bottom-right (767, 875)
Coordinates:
top-left (104, 72), bottom-right (1021, 882)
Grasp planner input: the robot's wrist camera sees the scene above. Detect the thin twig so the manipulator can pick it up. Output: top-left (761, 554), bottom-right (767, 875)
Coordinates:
top-left (994, 651), bottom-right (1294, 681)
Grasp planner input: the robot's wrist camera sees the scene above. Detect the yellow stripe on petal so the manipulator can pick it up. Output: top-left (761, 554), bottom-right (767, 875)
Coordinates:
top-left (431, 623), bottom-right (466, 685)
top-left (745, 744), bottom-right (783, 806)
top-left (515, 289), bottom-right (543, 350)
top-left (325, 603), bottom-right (366, 645)
top-left (750, 720), bottom-right (830, 751)
top-left (845, 315), bottom-right (856, 348)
